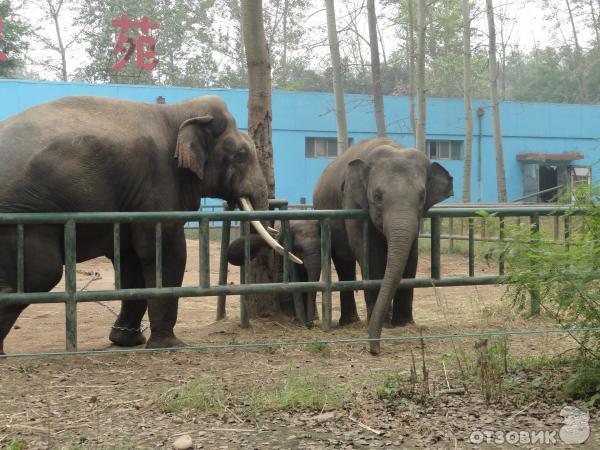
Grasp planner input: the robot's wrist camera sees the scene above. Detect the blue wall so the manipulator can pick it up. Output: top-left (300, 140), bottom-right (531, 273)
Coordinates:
top-left (1, 79), bottom-right (598, 204)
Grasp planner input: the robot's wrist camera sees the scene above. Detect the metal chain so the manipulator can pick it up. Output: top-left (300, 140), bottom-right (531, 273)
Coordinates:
top-left (81, 271), bottom-right (149, 333)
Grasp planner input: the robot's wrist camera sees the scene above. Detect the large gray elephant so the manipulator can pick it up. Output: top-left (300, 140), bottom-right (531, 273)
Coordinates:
top-left (313, 138), bottom-right (453, 354)
top-left (227, 220), bottom-right (321, 320)
top-left (0, 95), bottom-right (286, 354)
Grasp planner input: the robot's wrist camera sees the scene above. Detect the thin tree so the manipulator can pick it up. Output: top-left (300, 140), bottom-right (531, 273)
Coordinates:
top-left (241, 0), bottom-right (280, 317)
top-left (415, 0), bottom-right (427, 153)
top-left (407, 0), bottom-right (417, 144)
top-left (485, 0), bottom-right (507, 202)
top-left (462, 0), bottom-right (473, 203)
top-left (367, 0), bottom-right (386, 136)
top-left (325, 0), bottom-right (349, 154)
top-left (33, 0), bottom-right (80, 81)
top-left (565, 0), bottom-right (588, 102)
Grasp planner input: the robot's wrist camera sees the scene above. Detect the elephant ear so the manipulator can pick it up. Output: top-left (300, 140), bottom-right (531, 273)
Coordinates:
top-left (342, 158), bottom-right (369, 210)
top-left (425, 162), bottom-right (454, 210)
top-left (174, 115), bottom-right (214, 180)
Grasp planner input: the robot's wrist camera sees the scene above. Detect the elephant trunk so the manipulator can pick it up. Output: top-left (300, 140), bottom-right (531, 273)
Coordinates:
top-left (367, 214), bottom-right (419, 355)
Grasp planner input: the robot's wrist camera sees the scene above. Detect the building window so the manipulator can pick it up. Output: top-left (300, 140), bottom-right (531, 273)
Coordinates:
top-left (305, 137), bottom-right (353, 158)
top-left (426, 140), bottom-right (462, 160)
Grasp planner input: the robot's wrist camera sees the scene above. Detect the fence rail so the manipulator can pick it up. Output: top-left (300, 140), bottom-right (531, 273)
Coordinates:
top-left (0, 204), bottom-right (592, 355)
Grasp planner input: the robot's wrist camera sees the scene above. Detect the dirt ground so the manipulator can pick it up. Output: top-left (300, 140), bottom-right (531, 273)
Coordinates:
top-left (1, 239), bottom-right (598, 449)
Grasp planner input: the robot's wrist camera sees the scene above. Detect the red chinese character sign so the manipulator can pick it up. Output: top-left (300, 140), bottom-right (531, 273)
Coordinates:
top-left (0, 17), bottom-right (8, 62)
top-left (112, 15), bottom-right (159, 72)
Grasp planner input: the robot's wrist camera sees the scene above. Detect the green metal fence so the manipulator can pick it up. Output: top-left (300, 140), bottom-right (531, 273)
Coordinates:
top-left (0, 204), bottom-right (592, 355)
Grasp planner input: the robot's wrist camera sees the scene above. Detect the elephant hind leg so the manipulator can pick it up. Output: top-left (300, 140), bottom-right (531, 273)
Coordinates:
top-left (0, 225), bottom-right (63, 355)
top-left (0, 286), bottom-right (28, 356)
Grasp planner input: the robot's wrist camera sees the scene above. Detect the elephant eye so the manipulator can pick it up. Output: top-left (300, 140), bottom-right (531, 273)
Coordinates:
top-left (374, 189), bottom-right (383, 203)
top-left (233, 150), bottom-right (249, 163)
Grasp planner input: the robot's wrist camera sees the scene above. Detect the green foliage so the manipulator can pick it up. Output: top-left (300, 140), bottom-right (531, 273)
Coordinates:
top-left (5, 440), bottom-right (25, 450)
top-left (498, 186), bottom-right (600, 354)
top-left (563, 360), bottom-right (600, 405)
top-left (304, 341), bottom-right (331, 356)
top-left (0, 0), bottom-right (31, 78)
top-left (375, 372), bottom-right (414, 401)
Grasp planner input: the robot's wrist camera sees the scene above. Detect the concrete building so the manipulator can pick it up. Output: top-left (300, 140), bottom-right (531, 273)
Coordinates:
top-left (1, 79), bottom-right (597, 204)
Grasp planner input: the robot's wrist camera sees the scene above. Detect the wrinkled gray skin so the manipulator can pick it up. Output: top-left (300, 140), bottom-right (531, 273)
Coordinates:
top-left (227, 220), bottom-right (321, 319)
top-left (0, 95), bottom-right (269, 354)
top-left (313, 138), bottom-right (453, 354)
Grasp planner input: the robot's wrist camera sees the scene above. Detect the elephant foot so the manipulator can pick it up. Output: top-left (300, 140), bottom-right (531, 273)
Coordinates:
top-left (338, 314), bottom-right (361, 326)
top-left (109, 326), bottom-right (147, 347)
top-left (145, 336), bottom-right (186, 349)
top-left (369, 340), bottom-right (381, 355)
top-left (391, 318), bottom-right (415, 327)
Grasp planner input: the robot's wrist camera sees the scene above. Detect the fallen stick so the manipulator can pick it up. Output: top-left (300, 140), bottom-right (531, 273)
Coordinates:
top-left (347, 416), bottom-right (383, 436)
top-left (439, 388), bottom-right (466, 395)
top-left (5, 424), bottom-right (48, 434)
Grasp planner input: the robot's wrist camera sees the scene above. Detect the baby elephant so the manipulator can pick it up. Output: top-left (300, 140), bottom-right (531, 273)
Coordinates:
top-left (227, 220), bottom-right (321, 321)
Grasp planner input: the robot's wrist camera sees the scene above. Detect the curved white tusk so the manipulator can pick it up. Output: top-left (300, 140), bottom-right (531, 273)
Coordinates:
top-left (239, 197), bottom-right (303, 265)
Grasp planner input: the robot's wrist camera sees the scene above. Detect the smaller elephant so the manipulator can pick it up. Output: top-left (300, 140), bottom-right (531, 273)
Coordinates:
top-left (227, 220), bottom-right (321, 321)
top-left (313, 138), bottom-right (454, 354)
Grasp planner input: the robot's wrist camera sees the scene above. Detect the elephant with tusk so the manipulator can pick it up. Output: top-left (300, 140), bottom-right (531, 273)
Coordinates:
top-left (313, 138), bottom-right (453, 354)
top-left (0, 95), bottom-right (300, 354)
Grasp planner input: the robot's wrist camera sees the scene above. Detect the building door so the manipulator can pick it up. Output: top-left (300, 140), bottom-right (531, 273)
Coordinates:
top-left (539, 165), bottom-right (558, 202)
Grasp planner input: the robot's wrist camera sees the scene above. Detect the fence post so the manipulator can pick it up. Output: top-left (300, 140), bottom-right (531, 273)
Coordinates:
top-left (240, 220), bottom-right (251, 328)
top-left (199, 218), bottom-right (210, 288)
top-left (155, 222), bottom-right (162, 288)
top-left (448, 217), bottom-right (454, 252)
top-left (468, 218), bottom-right (475, 277)
top-left (216, 203), bottom-right (232, 320)
top-left (64, 220), bottom-right (77, 352)
top-left (430, 216), bottom-right (441, 279)
top-left (529, 213), bottom-right (541, 315)
top-left (113, 223), bottom-right (121, 289)
top-left (321, 218), bottom-right (332, 331)
top-left (498, 215), bottom-right (505, 275)
top-left (16, 224), bottom-right (24, 293)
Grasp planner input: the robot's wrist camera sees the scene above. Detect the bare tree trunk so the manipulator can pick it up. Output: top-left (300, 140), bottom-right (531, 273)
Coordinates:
top-left (281, 0), bottom-right (289, 84)
top-left (589, 0), bottom-right (600, 45)
top-left (325, 0), bottom-right (349, 154)
top-left (566, 0), bottom-right (588, 102)
top-left (415, 0), bottom-right (427, 153)
top-left (367, 0), bottom-right (386, 136)
top-left (242, 0), bottom-right (284, 318)
top-left (50, 6), bottom-right (68, 81)
top-left (485, 0), bottom-right (507, 202)
top-left (407, 0), bottom-right (416, 144)
top-left (462, 0), bottom-right (473, 203)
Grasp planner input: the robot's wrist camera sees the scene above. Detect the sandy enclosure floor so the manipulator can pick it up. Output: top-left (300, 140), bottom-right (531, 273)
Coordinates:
top-left (1, 238), bottom-right (598, 449)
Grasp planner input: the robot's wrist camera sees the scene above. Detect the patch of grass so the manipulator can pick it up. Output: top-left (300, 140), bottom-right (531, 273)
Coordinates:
top-left (156, 379), bottom-right (231, 415)
top-left (375, 372), bottom-right (414, 402)
top-left (564, 363), bottom-right (600, 405)
top-left (304, 342), bottom-right (331, 356)
top-left (246, 370), bottom-right (346, 413)
top-left (5, 440), bottom-right (26, 450)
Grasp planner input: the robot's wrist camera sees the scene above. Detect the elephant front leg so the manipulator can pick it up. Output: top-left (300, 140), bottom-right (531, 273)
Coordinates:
top-left (133, 224), bottom-right (187, 349)
top-left (333, 258), bottom-right (360, 325)
top-left (109, 255), bottom-right (148, 346)
top-left (109, 301), bottom-right (148, 346)
top-left (391, 239), bottom-right (418, 326)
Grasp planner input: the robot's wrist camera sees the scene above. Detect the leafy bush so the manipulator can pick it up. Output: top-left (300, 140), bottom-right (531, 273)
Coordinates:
top-left (497, 186), bottom-right (599, 356)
